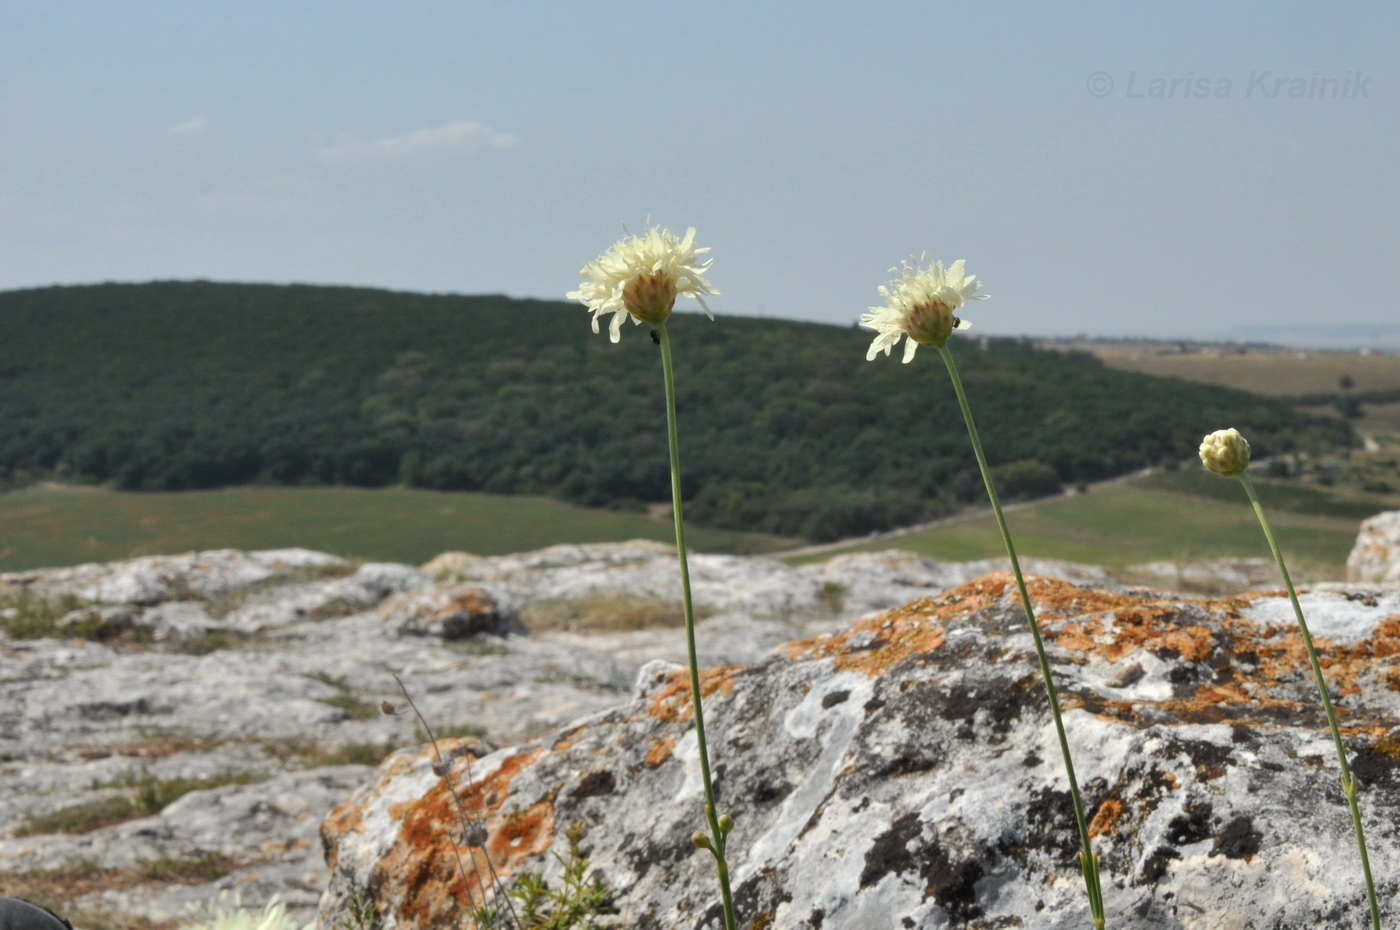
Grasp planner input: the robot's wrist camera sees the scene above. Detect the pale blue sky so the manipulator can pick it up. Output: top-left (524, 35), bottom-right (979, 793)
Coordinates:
top-left (2, 1), bottom-right (1396, 339)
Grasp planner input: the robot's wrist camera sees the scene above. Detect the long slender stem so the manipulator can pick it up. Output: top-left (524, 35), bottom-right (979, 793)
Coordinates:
top-left (1238, 472), bottom-right (1381, 929)
top-left (657, 322), bottom-right (738, 930)
top-left (937, 344), bottom-right (1105, 929)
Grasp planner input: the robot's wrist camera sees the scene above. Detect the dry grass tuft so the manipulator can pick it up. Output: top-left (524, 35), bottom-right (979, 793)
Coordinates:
top-left (520, 593), bottom-right (715, 633)
top-left (15, 770), bottom-right (257, 837)
top-left (0, 852), bottom-right (240, 930)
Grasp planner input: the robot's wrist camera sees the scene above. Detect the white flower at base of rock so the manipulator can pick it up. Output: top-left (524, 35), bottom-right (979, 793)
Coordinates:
top-left (184, 892), bottom-right (300, 930)
top-left (1199, 428), bottom-right (1251, 477)
top-left (567, 224), bottom-right (718, 342)
top-left (860, 255), bottom-right (988, 362)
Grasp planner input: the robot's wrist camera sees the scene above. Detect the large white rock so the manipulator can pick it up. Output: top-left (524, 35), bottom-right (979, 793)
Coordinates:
top-left (318, 574), bottom-right (1400, 930)
top-left (1348, 510), bottom-right (1400, 583)
top-left (5, 542), bottom-right (1390, 930)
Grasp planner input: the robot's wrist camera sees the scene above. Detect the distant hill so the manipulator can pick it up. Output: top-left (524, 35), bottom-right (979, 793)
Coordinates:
top-left (0, 282), bottom-right (1353, 540)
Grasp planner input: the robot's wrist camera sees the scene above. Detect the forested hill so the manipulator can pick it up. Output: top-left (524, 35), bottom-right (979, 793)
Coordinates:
top-left (0, 281), bottom-right (1352, 540)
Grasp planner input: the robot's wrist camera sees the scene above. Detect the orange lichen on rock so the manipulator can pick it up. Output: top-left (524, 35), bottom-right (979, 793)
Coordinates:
top-left (322, 741), bottom-right (473, 870)
top-left (1050, 600), bottom-right (1220, 665)
top-left (373, 748), bottom-right (549, 928)
top-left (782, 574), bottom-right (1400, 732)
top-left (1348, 616), bottom-right (1400, 660)
top-left (785, 573), bottom-right (1143, 677)
top-left (1040, 588), bottom-right (1400, 731)
top-left (645, 666), bottom-right (739, 722)
top-left (1089, 799), bottom-right (1123, 837)
top-left (487, 800), bottom-right (555, 872)
top-left (1014, 574), bottom-right (1144, 622)
top-left (644, 736), bottom-right (675, 766)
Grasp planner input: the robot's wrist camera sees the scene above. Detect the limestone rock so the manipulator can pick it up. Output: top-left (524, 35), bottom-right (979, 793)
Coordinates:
top-left (319, 576), bottom-right (1400, 930)
top-left (419, 542), bottom-right (1107, 621)
top-left (7, 541), bottom-right (1390, 930)
top-left (0, 548), bottom-right (344, 606)
top-left (0, 767), bottom-right (371, 922)
top-left (380, 585), bottom-right (522, 640)
top-left (809, 550), bottom-right (1109, 615)
top-left (1349, 510), bottom-right (1400, 583)
top-left (1120, 557), bottom-right (1280, 594)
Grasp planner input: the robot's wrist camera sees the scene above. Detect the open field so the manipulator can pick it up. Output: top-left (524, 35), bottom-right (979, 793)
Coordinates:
top-left (2, 468), bottom-right (1393, 578)
top-left (1075, 343), bottom-right (1400, 397)
top-left (0, 485), bottom-right (793, 572)
top-left (800, 470), bottom-right (1399, 578)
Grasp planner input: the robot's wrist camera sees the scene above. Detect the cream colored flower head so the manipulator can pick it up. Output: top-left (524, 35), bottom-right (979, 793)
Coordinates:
top-left (567, 223), bottom-right (718, 342)
top-left (860, 255), bottom-right (988, 362)
top-left (1199, 428), bottom-right (1251, 477)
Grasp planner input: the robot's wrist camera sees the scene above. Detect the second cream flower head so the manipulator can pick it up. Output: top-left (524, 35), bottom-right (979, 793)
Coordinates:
top-left (567, 224), bottom-right (718, 342)
top-left (861, 255), bottom-right (988, 362)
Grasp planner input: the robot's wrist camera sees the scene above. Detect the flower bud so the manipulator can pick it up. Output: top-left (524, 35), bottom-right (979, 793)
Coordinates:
top-left (1199, 428), bottom-right (1251, 477)
top-left (431, 757), bottom-right (450, 778)
top-left (717, 814), bottom-right (734, 836)
top-left (690, 831), bottom-right (713, 851)
top-left (379, 700), bottom-right (399, 716)
top-left (461, 823), bottom-right (488, 848)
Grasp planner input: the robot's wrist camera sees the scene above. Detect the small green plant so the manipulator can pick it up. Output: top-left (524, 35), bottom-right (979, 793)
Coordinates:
top-left (477, 821), bottom-right (617, 930)
top-left (337, 884), bottom-right (383, 930)
top-left (305, 595), bottom-right (372, 622)
top-left (135, 850), bottom-right (233, 882)
top-left (14, 795), bottom-right (144, 837)
top-left (0, 592), bottom-right (91, 639)
top-left (263, 737), bottom-right (399, 767)
top-left (169, 628), bottom-right (258, 656)
top-left (307, 672), bottom-right (380, 720)
top-left (817, 580), bottom-right (847, 613)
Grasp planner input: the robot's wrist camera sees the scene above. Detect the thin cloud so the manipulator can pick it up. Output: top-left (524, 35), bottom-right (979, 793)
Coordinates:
top-left (318, 120), bottom-right (519, 163)
top-left (165, 116), bottom-right (209, 136)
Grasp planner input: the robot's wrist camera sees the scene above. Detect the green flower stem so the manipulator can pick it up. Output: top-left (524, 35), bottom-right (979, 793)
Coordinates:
top-left (657, 322), bottom-right (738, 930)
top-left (937, 344), bottom-right (1106, 929)
top-left (1238, 472), bottom-right (1381, 930)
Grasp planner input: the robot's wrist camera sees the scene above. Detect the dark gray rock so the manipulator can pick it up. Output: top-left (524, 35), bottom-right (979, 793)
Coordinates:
top-left (0, 898), bottom-right (71, 930)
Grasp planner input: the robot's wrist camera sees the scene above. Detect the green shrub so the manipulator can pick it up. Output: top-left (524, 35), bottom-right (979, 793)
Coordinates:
top-left (991, 460), bottom-right (1062, 500)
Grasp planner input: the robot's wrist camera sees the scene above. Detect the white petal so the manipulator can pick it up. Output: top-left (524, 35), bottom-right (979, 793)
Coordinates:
top-left (902, 338), bottom-right (918, 363)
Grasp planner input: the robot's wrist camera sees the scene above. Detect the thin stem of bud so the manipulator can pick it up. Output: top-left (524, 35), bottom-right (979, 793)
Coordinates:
top-left (937, 344), bottom-right (1106, 930)
top-left (657, 322), bottom-right (737, 930)
top-left (1238, 473), bottom-right (1381, 930)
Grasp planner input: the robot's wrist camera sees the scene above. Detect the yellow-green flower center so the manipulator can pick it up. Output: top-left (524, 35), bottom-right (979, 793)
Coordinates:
top-left (622, 271), bottom-right (677, 326)
top-left (904, 297), bottom-right (956, 348)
